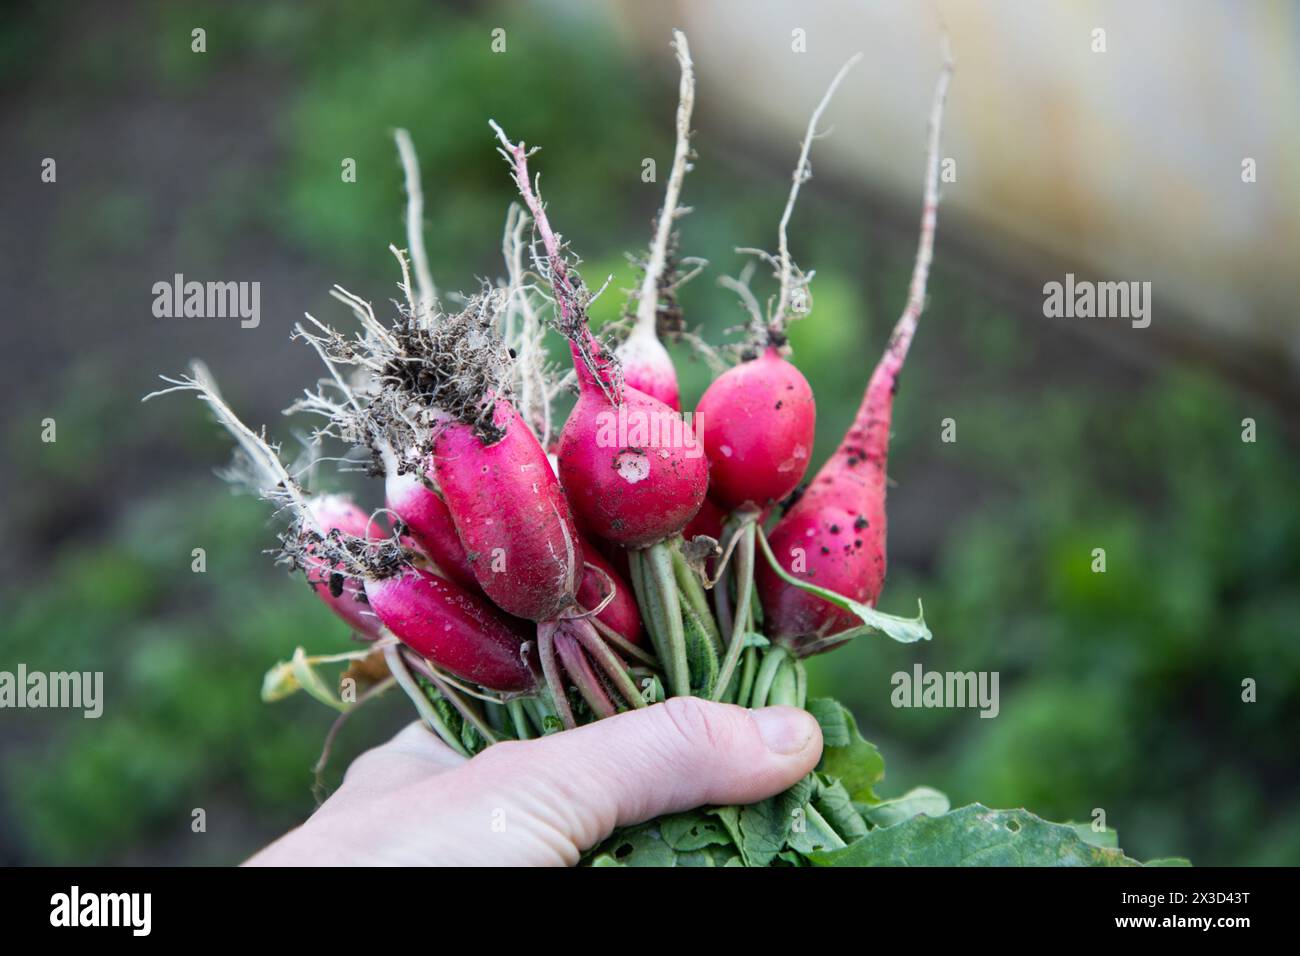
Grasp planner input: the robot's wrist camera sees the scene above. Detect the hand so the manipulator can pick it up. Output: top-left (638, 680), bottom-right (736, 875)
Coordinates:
top-left (246, 698), bottom-right (823, 866)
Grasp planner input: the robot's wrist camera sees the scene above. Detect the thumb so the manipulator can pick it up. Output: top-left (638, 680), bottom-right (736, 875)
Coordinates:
top-left (463, 697), bottom-right (822, 863)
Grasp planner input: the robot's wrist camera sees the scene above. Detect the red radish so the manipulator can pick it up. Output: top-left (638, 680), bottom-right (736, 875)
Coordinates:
top-left (303, 495), bottom-right (384, 638)
top-left (431, 398), bottom-right (583, 622)
top-left (697, 346), bottom-right (815, 511)
top-left (700, 57), bottom-right (866, 514)
top-left (384, 467), bottom-right (480, 593)
top-left (577, 542), bottom-right (644, 646)
top-left (491, 122), bottom-right (708, 549)
top-left (615, 31), bottom-right (695, 412)
top-left (558, 368), bottom-right (708, 548)
top-left (365, 566), bottom-right (535, 691)
top-left (758, 52), bottom-right (953, 651)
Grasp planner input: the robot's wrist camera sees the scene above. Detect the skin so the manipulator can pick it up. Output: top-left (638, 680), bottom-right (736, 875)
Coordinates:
top-left (246, 698), bottom-right (822, 866)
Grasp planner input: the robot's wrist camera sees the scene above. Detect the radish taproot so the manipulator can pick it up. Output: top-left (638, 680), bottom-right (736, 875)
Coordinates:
top-left (616, 31), bottom-right (696, 411)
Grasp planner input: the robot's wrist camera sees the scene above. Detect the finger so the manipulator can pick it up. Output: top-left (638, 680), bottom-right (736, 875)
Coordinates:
top-left (333, 721), bottom-right (468, 804)
top-left (461, 698), bottom-right (822, 862)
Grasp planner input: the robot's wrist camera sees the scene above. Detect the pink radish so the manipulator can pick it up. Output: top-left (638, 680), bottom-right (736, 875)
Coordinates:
top-left (758, 52), bottom-right (953, 651)
top-left (365, 566), bottom-right (535, 691)
top-left (558, 373), bottom-right (708, 548)
top-left (431, 398), bottom-right (583, 622)
top-left (697, 346), bottom-right (815, 511)
top-left (384, 468), bottom-right (480, 592)
top-left (490, 122), bottom-right (708, 550)
top-left (303, 495), bottom-right (384, 638)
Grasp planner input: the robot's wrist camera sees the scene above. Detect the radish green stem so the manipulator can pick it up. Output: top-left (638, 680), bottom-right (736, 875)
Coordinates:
top-left (768, 657), bottom-right (798, 707)
top-left (571, 617), bottom-right (646, 709)
top-left (537, 623), bottom-right (576, 730)
top-left (736, 646), bottom-right (758, 708)
top-left (402, 649), bottom-right (500, 744)
top-left (628, 549), bottom-right (672, 680)
top-left (590, 615), bottom-right (658, 668)
top-left (555, 631), bottom-right (617, 719)
top-left (750, 646), bottom-right (789, 709)
top-left (711, 521), bottom-right (755, 701)
top-left (382, 644), bottom-right (469, 756)
top-left (714, 573), bottom-right (734, 653)
top-left (672, 541), bottom-right (722, 653)
top-left (645, 541), bottom-right (690, 697)
top-left (507, 699), bottom-right (533, 740)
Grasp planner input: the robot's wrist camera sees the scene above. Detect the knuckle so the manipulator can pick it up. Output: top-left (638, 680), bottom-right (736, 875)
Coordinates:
top-left (466, 738), bottom-right (529, 777)
top-left (657, 696), bottom-right (734, 754)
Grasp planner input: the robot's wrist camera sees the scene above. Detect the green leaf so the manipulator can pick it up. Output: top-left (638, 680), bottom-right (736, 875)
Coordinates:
top-left (814, 777), bottom-right (869, 841)
top-left (262, 646), bottom-right (372, 707)
top-left (659, 811), bottom-right (732, 852)
top-left (1066, 821), bottom-right (1119, 849)
top-left (787, 802), bottom-right (846, 856)
top-left (809, 804), bottom-right (1147, 867)
top-left (1143, 857), bottom-right (1193, 867)
top-left (737, 775), bottom-right (816, 867)
top-left (287, 647), bottom-right (347, 712)
top-left (586, 824), bottom-right (679, 867)
top-left (862, 786), bottom-right (950, 828)
top-left (807, 698), bottom-right (885, 803)
top-left (756, 528), bottom-right (932, 645)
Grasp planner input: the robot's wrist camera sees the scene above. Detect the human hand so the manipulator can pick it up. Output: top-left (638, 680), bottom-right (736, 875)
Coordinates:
top-left (246, 698), bottom-right (823, 866)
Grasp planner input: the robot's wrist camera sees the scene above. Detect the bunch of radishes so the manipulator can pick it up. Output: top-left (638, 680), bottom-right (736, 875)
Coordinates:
top-left (150, 32), bottom-right (950, 760)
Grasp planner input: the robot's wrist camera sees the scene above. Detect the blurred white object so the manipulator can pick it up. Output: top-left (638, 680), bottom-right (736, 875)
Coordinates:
top-left (616, 0), bottom-right (1300, 367)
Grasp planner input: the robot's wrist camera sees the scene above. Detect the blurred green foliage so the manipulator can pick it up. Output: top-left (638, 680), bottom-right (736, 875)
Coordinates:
top-left (2, 0), bottom-right (1296, 866)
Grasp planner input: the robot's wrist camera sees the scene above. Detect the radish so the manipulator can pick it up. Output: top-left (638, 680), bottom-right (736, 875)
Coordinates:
top-left (615, 31), bottom-right (696, 411)
top-left (303, 494), bottom-right (384, 638)
top-left (558, 376), bottom-right (708, 548)
top-left (364, 566), bottom-right (535, 692)
top-left (699, 54), bottom-right (865, 514)
top-left (384, 467), bottom-right (479, 592)
top-left (431, 398), bottom-right (583, 623)
top-left (697, 346), bottom-right (815, 511)
top-left (489, 123), bottom-right (708, 549)
top-left (758, 52), bottom-right (953, 653)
